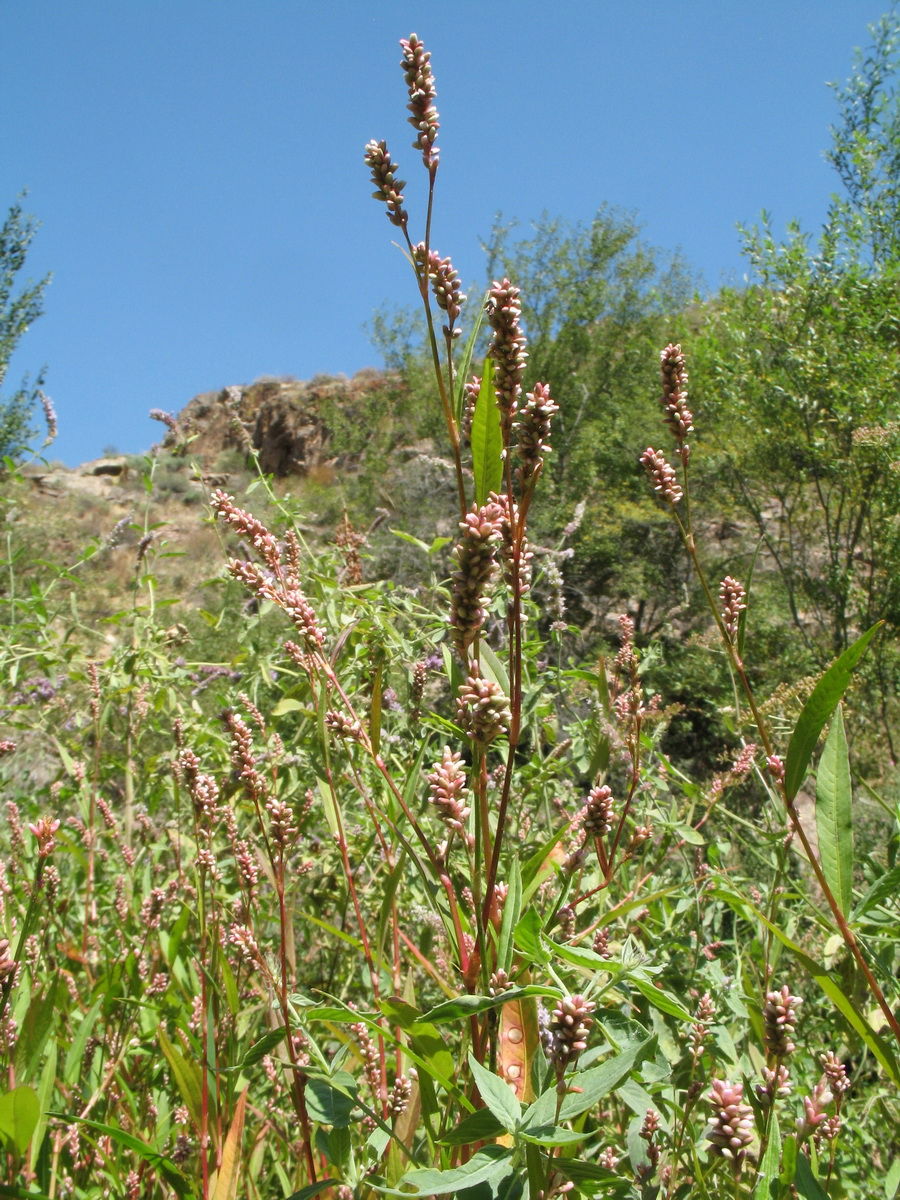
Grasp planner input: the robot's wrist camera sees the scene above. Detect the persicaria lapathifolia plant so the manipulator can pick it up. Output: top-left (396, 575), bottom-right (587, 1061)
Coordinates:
top-left (642, 340), bottom-right (900, 1057)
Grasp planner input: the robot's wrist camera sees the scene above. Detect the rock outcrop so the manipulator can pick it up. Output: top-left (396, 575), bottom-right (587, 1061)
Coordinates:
top-left (165, 369), bottom-right (397, 477)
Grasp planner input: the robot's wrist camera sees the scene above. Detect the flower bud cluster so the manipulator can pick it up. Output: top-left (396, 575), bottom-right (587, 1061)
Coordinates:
top-left (516, 382), bottom-right (559, 490)
top-left (40, 391), bottom-right (58, 444)
top-left (400, 33), bottom-right (439, 169)
top-left (756, 1063), bottom-right (792, 1106)
top-left (414, 244), bottom-right (465, 336)
top-left (364, 139), bottom-right (408, 228)
top-left (450, 499), bottom-right (504, 654)
top-left (583, 784), bottom-right (614, 836)
top-left (457, 666), bottom-right (511, 745)
top-left (211, 491), bottom-right (326, 651)
top-left (487, 280), bottom-right (528, 439)
top-left (640, 447), bottom-right (683, 505)
top-left (462, 375), bottom-right (480, 442)
top-left (29, 816), bottom-right (61, 858)
top-left (797, 1077), bottom-right (834, 1142)
top-left (820, 1051), bottom-right (850, 1096)
top-left (706, 1079), bottom-right (754, 1163)
top-left (427, 748), bottom-right (471, 842)
top-left (659, 343), bottom-right (693, 450)
top-left (719, 576), bottom-right (747, 642)
top-left (549, 994), bottom-right (595, 1068)
top-left (764, 985), bottom-right (801, 1060)
top-left (325, 710), bottom-right (364, 742)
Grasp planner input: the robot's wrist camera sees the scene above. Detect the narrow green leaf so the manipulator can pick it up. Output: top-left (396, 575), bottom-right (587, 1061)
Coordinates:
top-left (50, 1115), bottom-right (190, 1195)
top-left (497, 857), bottom-right (522, 976)
top-left (284, 1183), bottom-right (339, 1200)
top-left (423, 986), bottom-right (558, 1025)
top-left (471, 358), bottom-right (502, 507)
top-left (468, 1053), bottom-right (521, 1132)
top-left (514, 908), bottom-right (549, 964)
top-left (784, 622), bottom-right (881, 801)
top-left (752, 1109), bottom-right (782, 1200)
top-left (852, 863), bottom-right (900, 920)
top-left (479, 639), bottom-right (510, 698)
top-left (816, 704), bottom-right (854, 915)
top-left (627, 973), bottom-right (693, 1022)
top-left (0, 1087), bottom-right (39, 1156)
top-left (235, 1027), bottom-right (288, 1071)
top-left (30, 1042), bottom-right (56, 1171)
top-left (64, 998), bottom-right (103, 1086)
top-left (158, 1028), bottom-right (204, 1132)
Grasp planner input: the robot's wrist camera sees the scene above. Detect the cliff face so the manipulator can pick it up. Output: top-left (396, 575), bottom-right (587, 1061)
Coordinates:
top-left (166, 368), bottom-right (396, 477)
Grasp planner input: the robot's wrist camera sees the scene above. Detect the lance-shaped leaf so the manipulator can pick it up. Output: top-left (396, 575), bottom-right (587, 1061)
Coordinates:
top-left (471, 358), bottom-right (503, 507)
top-left (784, 622), bottom-right (881, 802)
top-left (815, 704), bottom-right (854, 916)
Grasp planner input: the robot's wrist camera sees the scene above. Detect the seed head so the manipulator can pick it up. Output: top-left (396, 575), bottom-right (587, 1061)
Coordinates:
top-left (516, 382), bottom-right (559, 491)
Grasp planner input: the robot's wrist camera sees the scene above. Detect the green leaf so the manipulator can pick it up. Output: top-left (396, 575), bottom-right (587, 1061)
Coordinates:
top-left (471, 358), bottom-right (503, 507)
top-left (229, 1027), bottom-right (288, 1072)
top-left (305, 1076), bottom-right (357, 1129)
top-left (519, 1124), bottom-right (584, 1148)
top-left (271, 697), bottom-right (304, 716)
top-left (815, 704), bottom-right (854, 916)
top-left (284, 1184), bottom-right (340, 1200)
top-left (525, 1035), bottom-right (655, 1125)
top-left (626, 973), bottom-right (693, 1022)
top-left (852, 863), bottom-right (900, 920)
top-left (15, 978), bottom-right (60, 1084)
top-left (514, 908), bottom-right (549, 964)
top-left (498, 860), bottom-right (522, 977)
top-left (49, 1115), bottom-right (191, 1196)
top-left (158, 1028), bottom-right (204, 1132)
top-left (423, 986), bottom-right (559, 1025)
top-left (793, 1151), bottom-right (830, 1200)
top-left (752, 1109), bottom-right (782, 1200)
top-left (0, 1087), bottom-right (39, 1156)
top-left (478, 639), bottom-right (510, 699)
top-left (467, 1054), bottom-right (521, 1132)
top-left (438, 1107), bottom-right (506, 1146)
top-left (398, 1145), bottom-right (514, 1195)
top-left (784, 622), bottom-right (881, 802)
top-left (64, 998), bottom-right (103, 1086)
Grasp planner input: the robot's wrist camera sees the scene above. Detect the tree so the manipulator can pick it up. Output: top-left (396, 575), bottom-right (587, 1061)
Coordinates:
top-left (0, 198), bottom-right (49, 461)
top-left (691, 8), bottom-right (900, 750)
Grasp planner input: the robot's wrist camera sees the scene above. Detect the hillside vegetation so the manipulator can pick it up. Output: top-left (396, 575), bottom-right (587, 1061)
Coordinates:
top-left (1, 13), bottom-right (900, 1200)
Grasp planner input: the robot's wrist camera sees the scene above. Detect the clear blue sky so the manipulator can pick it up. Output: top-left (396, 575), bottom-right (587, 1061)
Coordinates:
top-left (0, 1), bottom-right (889, 467)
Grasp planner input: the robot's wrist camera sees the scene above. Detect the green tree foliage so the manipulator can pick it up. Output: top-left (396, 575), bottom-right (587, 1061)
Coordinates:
top-left (0, 199), bottom-right (49, 462)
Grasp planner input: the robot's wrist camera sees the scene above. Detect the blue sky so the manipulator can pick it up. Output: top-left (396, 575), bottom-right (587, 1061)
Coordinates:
top-left (0, 1), bottom-right (889, 466)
